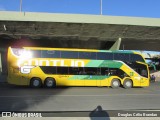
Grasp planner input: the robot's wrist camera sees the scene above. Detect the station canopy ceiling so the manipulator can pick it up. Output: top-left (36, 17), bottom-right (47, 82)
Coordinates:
top-left (0, 11), bottom-right (160, 51)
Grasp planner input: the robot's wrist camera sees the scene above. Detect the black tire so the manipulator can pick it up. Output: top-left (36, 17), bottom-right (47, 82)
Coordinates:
top-left (111, 79), bottom-right (120, 88)
top-left (30, 77), bottom-right (42, 88)
top-left (123, 79), bottom-right (133, 89)
top-left (44, 77), bottom-right (56, 88)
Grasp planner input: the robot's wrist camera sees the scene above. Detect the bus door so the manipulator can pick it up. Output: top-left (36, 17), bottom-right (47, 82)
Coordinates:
top-left (140, 68), bottom-right (149, 84)
top-left (135, 64), bottom-right (148, 85)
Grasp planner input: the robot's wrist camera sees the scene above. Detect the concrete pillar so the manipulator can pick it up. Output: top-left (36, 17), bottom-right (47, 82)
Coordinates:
top-left (0, 48), bottom-right (7, 82)
top-left (0, 53), bottom-right (2, 74)
top-left (0, 48), bottom-right (8, 75)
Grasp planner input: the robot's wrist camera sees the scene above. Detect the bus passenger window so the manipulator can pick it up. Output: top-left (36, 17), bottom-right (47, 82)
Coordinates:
top-left (79, 52), bottom-right (96, 59)
top-left (101, 68), bottom-right (109, 75)
top-left (61, 51), bottom-right (78, 59)
top-left (84, 67), bottom-right (97, 75)
top-left (69, 67), bottom-right (79, 75)
top-left (78, 67), bottom-right (84, 75)
top-left (42, 50), bottom-right (60, 58)
top-left (57, 67), bottom-right (68, 75)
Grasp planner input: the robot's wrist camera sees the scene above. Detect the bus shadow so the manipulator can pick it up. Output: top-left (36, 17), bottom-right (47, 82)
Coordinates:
top-left (0, 82), bottom-right (69, 112)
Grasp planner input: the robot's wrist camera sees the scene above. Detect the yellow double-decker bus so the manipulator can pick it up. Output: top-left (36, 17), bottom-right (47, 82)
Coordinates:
top-left (7, 47), bottom-right (150, 88)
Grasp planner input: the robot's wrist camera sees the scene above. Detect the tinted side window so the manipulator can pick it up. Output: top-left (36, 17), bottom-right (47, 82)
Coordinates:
top-left (78, 67), bottom-right (84, 75)
top-left (32, 50), bottom-right (41, 58)
top-left (84, 67), bottom-right (97, 75)
top-left (79, 52), bottom-right (96, 59)
top-left (109, 68), bottom-right (127, 78)
top-left (69, 67), bottom-right (84, 75)
top-left (101, 68), bottom-right (109, 75)
top-left (132, 63), bottom-right (148, 77)
top-left (114, 53), bottom-right (129, 61)
top-left (97, 52), bottom-right (113, 60)
top-left (40, 66), bottom-right (57, 74)
top-left (130, 54), bottom-right (144, 62)
top-left (57, 67), bottom-right (68, 74)
top-left (42, 50), bottom-right (60, 58)
top-left (69, 67), bottom-right (79, 75)
top-left (61, 51), bottom-right (78, 59)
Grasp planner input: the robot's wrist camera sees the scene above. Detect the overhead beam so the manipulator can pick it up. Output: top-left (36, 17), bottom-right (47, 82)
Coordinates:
top-left (0, 11), bottom-right (160, 27)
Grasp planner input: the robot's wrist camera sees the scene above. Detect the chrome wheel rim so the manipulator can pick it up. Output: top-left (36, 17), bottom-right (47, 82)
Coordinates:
top-left (126, 81), bottom-right (131, 87)
top-left (33, 79), bottom-right (40, 87)
top-left (46, 80), bottom-right (53, 87)
top-left (113, 81), bottom-right (119, 87)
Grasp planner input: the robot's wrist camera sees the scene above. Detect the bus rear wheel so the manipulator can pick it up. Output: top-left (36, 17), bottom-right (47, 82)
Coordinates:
top-left (111, 79), bottom-right (120, 88)
top-left (44, 78), bottom-right (56, 88)
top-left (123, 79), bottom-right (133, 89)
top-left (30, 77), bottom-right (42, 88)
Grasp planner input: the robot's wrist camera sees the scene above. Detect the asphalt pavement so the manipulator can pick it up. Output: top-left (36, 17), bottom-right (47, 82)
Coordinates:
top-left (0, 81), bottom-right (160, 119)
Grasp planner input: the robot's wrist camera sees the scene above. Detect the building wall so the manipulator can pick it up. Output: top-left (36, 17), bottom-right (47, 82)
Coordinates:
top-left (0, 52), bottom-right (2, 74)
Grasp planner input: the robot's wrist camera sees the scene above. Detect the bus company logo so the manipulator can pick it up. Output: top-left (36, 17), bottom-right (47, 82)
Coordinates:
top-left (18, 59), bottom-right (85, 67)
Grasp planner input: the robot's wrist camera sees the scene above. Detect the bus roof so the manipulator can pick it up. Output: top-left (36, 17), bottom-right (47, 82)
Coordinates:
top-left (18, 47), bottom-right (135, 54)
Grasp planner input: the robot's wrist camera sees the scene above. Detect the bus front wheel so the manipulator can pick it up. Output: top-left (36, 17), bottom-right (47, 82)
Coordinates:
top-left (111, 79), bottom-right (120, 88)
top-left (123, 79), bottom-right (133, 89)
top-left (30, 77), bottom-right (42, 88)
top-left (44, 78), bottom-right (56, 88)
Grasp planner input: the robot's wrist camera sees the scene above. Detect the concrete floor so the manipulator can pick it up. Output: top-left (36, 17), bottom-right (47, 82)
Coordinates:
top-left (0, 82), bottom-right (160, 119)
